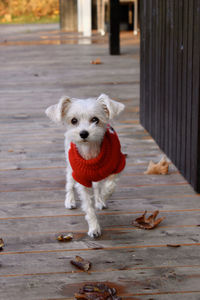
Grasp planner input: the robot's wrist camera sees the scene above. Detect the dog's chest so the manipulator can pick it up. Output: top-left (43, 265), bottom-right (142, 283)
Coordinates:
top-left (76, 142), bottom-right (101, 160)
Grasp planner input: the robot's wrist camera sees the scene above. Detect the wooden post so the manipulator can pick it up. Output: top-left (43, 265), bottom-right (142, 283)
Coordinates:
top-left (133, 0), bottom-right (138, 35)
top-left (109, 0), bottom-right (120, 55)
top-left (82, 0), bottom-right (92, 36)
top-left (59, 0), bottom-right (77, 31)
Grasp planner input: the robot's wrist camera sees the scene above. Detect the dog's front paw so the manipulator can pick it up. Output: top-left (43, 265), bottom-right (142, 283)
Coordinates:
top-left (95, 198), bottom-right (107, 210)
top-left (65, 193), bottom-right (76, 209)
top-left (88, 224), bottom-right (101, 238)
top-left (65, 202), bottom-right (76, 209)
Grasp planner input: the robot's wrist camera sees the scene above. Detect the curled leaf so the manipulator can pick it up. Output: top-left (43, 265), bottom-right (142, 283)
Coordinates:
top-left (144, 156), bottom-right (169, 175)
top-left (91, 58), bottom-right (102, 65)
top-left (167, 244), bottom-right (181, 248)
top-left (0, 238), bottom-right (4, 251)
top-left (57, 233), bottom-right (73, 242)
top-left (132, 210), bottom-right (165, 230)
top-left (74, 283), bottom-right (121, 300)
top-left (70, 256), bottom-right (91, 272)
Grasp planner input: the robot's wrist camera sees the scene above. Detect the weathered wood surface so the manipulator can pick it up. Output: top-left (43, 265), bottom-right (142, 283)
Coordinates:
top-left (0, 25), bottom-right (200, 299)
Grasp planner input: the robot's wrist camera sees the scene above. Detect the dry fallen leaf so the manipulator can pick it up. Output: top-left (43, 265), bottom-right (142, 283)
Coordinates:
top-left (132, 210), bottom-right (165, 230)
top-left (57, 233), bottom-right (73, 242)
top-left (91, 58), bottom-right (102, 65)
top-left (144, 156), bottom-right (169, 175)
top-left (74, 283), bottom-right (122, 300)
top-left (70, 256), bottom-right (91, 272)
top-left (167, 244), bottom-right (181, 248)
top-left (0, 238), bottom-right (4, 251)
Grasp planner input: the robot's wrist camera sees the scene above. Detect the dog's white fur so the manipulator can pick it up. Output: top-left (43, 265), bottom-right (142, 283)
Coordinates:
top-left (45, 94), bottom-right (125, 238)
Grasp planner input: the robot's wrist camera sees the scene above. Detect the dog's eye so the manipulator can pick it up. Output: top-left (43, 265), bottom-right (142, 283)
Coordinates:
top-left (71, 118), bottom-right (78, 125)
top-left (91, 117), bottom-right (99, 124)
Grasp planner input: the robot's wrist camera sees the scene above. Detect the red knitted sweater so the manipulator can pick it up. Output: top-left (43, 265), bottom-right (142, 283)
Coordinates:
top-left (68, 126), bottom-right (126, 187)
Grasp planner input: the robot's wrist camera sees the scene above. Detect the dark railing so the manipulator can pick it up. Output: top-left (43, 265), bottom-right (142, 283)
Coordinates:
top-left (140, 0), bottom-right (200, 192)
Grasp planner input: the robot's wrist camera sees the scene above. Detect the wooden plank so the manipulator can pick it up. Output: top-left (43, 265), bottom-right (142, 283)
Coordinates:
top-left (167, 0), bottom-right (174, 159)
top-left (0, 193), bottom-right (200, 218)
top-left (1, 211), bottom-right (200, 245)
top-left (164, 0), bottom-right (170, 154)
top-left (180, 0), bottom-right (189, 174)
top-left (154, 0), bottom-right (160, 143)
top-left (185, 0), bottom-right (194, 182)
top-left (144, 0), bottom-right (151, 131)
top-left (1, 266), bottom-right (200, 300)
top-left (160, 0), bottom-right (166, 150)
top-left (139, 0), bottom-right (145, 125)
top-left (171, 0), bottom-right (179, 165)
top-left (0, 170), bottom-right (186, 188)
top-left (148, 0), bottom-right (154, 136)
top-left (1, 246), bottom-right (200, 279)
top-left (191, 0), bottom-right (200, 191)
top-left (1, 185), bottom-right (198, 205)
top-left (151, 0), bottom-right (157, 138)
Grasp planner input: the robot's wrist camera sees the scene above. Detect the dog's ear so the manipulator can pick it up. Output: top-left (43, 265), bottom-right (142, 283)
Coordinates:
top-left (97, 94), bottom-right (125, 119)
top-left (45, 96), bottom-right (71, 123)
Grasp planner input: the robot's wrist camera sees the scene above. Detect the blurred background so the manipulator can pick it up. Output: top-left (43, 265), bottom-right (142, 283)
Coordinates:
top-left (0, 0), bottom-right (59, 24)
top-left (0, 0), bottom-right (138, 36)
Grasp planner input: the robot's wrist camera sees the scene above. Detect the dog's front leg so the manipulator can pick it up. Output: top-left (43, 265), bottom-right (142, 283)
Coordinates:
top-left (77, 184), bottom-right (101, 238)
top-left (102, 174), bottom-right (119, 201)
top-left (65, 165), bottom-right (76, 209)
top-left (93, 182), bottom-right (107, 210)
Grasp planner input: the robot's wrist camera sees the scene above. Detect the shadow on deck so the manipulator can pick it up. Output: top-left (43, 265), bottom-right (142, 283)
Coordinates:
top-left (0, 24), bottom-right (200, 300)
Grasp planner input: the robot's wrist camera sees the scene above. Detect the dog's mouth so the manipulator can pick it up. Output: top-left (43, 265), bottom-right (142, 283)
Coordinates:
top-left (79, 139), bottom-right (88, 143)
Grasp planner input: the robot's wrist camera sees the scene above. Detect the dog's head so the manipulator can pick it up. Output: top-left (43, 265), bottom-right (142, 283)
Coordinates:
top-left (45, 94), bottom-right (125, 144)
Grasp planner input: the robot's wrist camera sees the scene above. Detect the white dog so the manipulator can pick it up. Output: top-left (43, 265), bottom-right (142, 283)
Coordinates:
top-left (45, 94), bottom-right (126, 238)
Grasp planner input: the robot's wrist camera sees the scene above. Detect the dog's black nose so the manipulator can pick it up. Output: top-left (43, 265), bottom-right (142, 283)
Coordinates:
top-left (80, 130), bottom-right (89, 139)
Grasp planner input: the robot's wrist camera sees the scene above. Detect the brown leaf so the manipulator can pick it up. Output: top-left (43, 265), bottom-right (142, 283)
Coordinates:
top-left (144, 156), bottom-right (169, 175)
top-left (0, 238), bottom-right (4, 251)
top-left (91, 58), bottom-right (102, 65)
top-left (132, 210), bottom-right (165, 230)
top-left (70, 256), bottom-right (91, 272)
top-left (167, 244), bottom-right (181, 248)
top-left (57, 233), bottom-right (73, 242)
top-left (74, 283), bottom-right (121, 300)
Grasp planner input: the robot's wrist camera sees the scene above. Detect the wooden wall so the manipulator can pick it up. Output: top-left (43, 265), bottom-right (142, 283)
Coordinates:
top-left (140, 0), bottom-right (200, 192)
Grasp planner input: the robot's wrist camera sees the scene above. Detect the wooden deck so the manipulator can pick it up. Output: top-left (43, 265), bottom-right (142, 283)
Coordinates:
top-left (0, 25), bottom-right (200, 300)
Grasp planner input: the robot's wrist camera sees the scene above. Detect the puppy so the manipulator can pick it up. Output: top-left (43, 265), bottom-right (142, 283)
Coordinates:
top-left (45, 94), bottom-right (126, 238)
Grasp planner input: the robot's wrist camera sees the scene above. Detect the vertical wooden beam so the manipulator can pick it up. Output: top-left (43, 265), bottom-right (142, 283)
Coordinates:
top-left (139, 0), bottom-right (145, 126)
top-left (186, 0), bottom-right (194, 181)
top-left (97, 0), bottom-right (101, 32)
top-left (77, 0), bottom-right (83, 32)
top-left (109, 0), bottom-right (120, 55)
top-left (133, 0), bottom-right (138, 35)
top-left (59, 0), bottom-right (77, 31)
top-left (78, 0), bottom-right (92, 36)
top-left (192, 0), bottom-right (200, 191)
